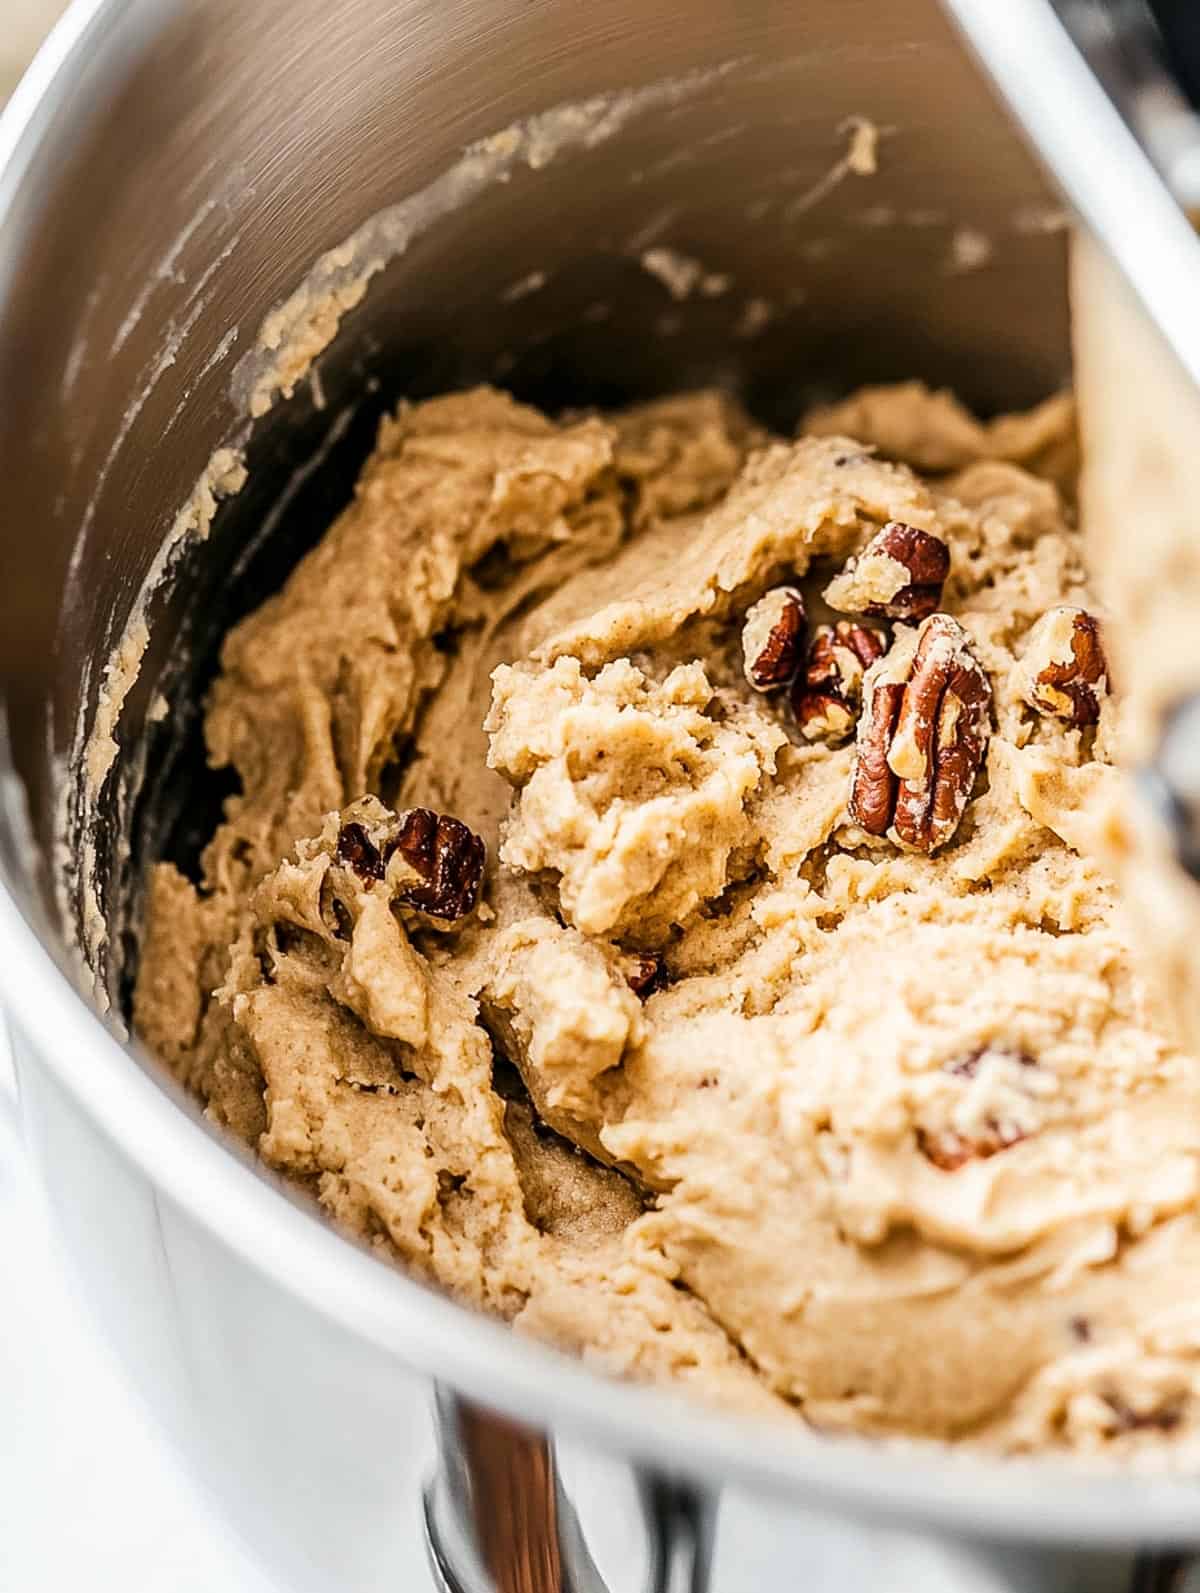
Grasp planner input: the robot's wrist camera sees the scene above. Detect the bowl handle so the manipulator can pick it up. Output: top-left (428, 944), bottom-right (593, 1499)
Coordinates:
top-left (424, 1387), bottom-right (1193, 1592)
top-left (424, 1388), bottom-right (713, 1593)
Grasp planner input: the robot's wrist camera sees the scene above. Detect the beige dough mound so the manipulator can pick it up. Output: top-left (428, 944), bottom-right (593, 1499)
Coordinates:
top-left (133, 380), bottom-right (1200, 1461)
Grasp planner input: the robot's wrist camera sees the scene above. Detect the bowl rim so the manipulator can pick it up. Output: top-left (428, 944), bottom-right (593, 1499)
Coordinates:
top-left (15, 879), bottom-right (1200, 1550)
top-left (6, 0), bottom-right (1200, 1550)
top-left (946, 0), bottom-right (1200, 398)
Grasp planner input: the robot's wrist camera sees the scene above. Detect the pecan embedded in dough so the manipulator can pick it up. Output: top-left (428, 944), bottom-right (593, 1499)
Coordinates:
top-left (848, 613), bottom-right (991, 853)
top-left (336, 807), bottom-right (486, 921)
top-left (335, 821), bottom-right (385, 882)
top-left (1101, 1394), bottom-right (1184, 1435)
top-left (1018, 606), bottom-right (1108, 726)
top-left (741, 585), bottom-right (807, 691)
top-left (792, 620), bottom-right (886, 743)
top-left (825, 520), bottom-right (950, 622)
top-left (387, 807), bottom-right (487, 921)
top-left (624, 953), bottom-right (666, 998)
top-left (918, 1046), bottom-right (1038, 1170)
top-left (918, 1120), bottom-right (1025, 1172)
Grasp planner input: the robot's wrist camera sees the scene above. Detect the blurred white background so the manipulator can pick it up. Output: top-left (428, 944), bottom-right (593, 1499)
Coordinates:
top-left (1, 1052), bottom-right (276, 1591)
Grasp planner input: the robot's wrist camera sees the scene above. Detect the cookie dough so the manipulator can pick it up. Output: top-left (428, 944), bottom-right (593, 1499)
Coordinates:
top-left (134, 379), bottom-right (1200, 1457)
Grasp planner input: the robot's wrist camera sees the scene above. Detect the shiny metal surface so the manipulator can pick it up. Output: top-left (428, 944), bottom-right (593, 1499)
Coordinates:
top-left (0, 0), bottom-right (1195, 1589)
top-left (944, 1), bottom-right (1200, 888)
top-left (1052, 0), bottom-right (1200, 208)
top-left (946, 0), bottom-right (1200, 395)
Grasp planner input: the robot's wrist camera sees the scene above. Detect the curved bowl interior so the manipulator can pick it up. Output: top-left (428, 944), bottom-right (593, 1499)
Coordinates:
top-left (5, 0), bottom-right (1175, 1553)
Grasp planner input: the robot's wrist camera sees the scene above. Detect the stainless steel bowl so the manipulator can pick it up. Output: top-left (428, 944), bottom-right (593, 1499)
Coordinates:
top-left (1, 2), bottom-right (1196, 1589)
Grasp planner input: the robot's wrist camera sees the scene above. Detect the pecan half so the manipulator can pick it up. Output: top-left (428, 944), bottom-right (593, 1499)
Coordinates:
top-left (741, 585), bottom-right (807, 691)
top-left (848, 613), bottom-right (992, 853)
top-left (1018, 606), bottom-right (1108, 726)
top-left (336, 807), bottom-right (485, 921)
top-left (792, 620), bottom-right (886, 743)
top-left (825, 521), bottom-right (950, 622)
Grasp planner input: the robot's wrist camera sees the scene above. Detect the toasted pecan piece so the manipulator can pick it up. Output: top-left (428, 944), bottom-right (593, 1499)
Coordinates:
top-left (825, 521), bottom-right (950, 623)
top-left (1018, 606), bottom-right (1108, 726)
top-left (793, 620), bottom-right (886, 744)
top-left (741, 585), bottom-right (807, 691)
top-left (336, 807), bottom-right (485, 921)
